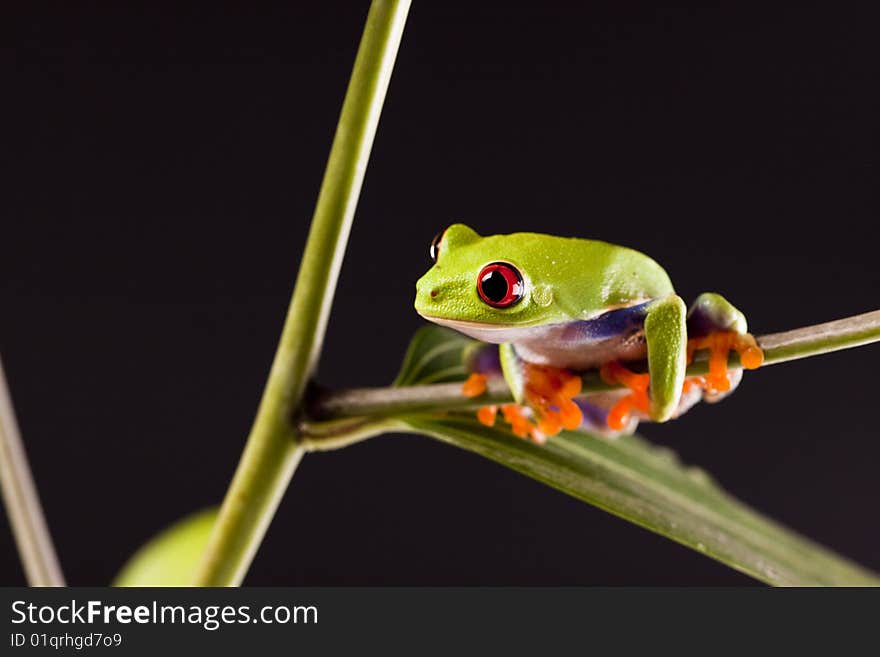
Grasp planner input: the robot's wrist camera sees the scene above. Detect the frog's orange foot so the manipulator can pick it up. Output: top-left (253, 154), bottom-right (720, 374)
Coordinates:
top-left (600, 362), bottom-right (651, 431)
top-left (476, 365), bottom-right (583, 444)
top-left (464, 375), bottom-right (540, 441)
top-left (474, 402), bottom-right (544, 443)
top-left (499, 404), bottom-right (545, 443)
top-left (464, 365), bottom-right (584, 444)
top-left (521, 364), bottom-right (584, 439)
top-left (686, 330), bottom-right (764, 394)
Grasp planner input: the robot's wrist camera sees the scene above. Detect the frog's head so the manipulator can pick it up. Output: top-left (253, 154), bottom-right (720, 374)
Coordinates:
top-left (415, 224), bottom-right (573, 343)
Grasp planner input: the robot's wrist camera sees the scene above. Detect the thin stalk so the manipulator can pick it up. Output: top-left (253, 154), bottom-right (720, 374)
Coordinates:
top-left (0, 355), bottom-right (65, 586)
top-left (307, 309), bottom-right (880, 424)
top-left (192, 0), bottom-right (411, 586)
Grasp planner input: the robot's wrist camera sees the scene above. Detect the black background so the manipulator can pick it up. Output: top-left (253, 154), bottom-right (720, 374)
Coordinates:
top-left (1, 1), bottom-right (878, 586)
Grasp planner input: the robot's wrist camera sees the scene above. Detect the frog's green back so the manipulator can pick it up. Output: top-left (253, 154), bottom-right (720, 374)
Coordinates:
top-left (489, 230), bottom-right (673, 311)
top-left (415, 224), bottom-right (674, 327)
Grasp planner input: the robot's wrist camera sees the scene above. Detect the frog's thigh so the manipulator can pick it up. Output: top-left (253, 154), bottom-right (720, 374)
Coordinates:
top-left (644, 294), bottom-right (688, 422)
top-left (687, 292), bottom-right (747, 336)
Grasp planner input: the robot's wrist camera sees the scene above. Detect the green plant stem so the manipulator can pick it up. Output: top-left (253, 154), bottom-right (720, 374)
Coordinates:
top-left (0, 355), bottom-right (65, 586)
top-left (305, 309), bottom-right (880, 428)
top-left (192, 0), bottom-right (411, 586)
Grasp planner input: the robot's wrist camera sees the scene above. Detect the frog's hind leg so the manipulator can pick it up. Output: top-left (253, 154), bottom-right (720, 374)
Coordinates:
top-left (685, 293), bottom-right (763, 402)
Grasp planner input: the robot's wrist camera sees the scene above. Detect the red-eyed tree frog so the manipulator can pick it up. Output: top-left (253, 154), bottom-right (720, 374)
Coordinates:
top-left (414, 224), bottom-right (764, 443)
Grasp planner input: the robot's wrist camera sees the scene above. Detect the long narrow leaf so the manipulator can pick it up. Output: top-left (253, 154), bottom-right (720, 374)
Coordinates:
top-left (391, 326), bottom-right (878, 586)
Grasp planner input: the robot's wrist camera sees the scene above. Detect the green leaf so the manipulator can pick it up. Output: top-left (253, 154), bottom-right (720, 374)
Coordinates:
top-left (114, 508), bottom-right (217, 586)
top-left (392, 326), bottom-right (879, 586)
top-left (394, 325), bottom-right (479, 386)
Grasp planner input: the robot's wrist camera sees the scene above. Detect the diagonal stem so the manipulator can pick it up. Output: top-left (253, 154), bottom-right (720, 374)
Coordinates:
top-left (0, 355), bottom-right (65, 586)
top-left (192, 0), bottom-right (412, 586)
top-left (306, 309), bottom-right (880, 425)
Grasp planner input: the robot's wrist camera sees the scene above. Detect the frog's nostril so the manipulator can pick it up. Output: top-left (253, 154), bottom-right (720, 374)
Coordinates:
top-left (430, 288), bottom-right (439, 299)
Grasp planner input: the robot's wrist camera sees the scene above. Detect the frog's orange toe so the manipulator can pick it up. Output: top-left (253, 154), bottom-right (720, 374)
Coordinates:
top-left (495, 404), bottom-right (548, 444)
top-left (557, 399), bottom-right (583, 430)
top-left (536, 408), bottom-right (563, 435)
top-left (476, 405), bottom-right (498, 427)
top-left (501, 404), bottom-right (533, 439)
top-left (462, 372), bottom-right (488, 398)
top-left (560, 372), bottom-right (583, 398)
top-left (687, 330), bottom-right (764, 394)
top-left (606, 397), bottom-right (634, 432)
top-left (601, 361), bottom-right (651, 430)
top-left (738, 338), bottom-right (764, 370)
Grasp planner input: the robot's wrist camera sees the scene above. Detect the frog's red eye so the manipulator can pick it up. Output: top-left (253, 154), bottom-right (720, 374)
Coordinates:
top-left (429, 228), bottom-right (447, 263)
top-left (477, 262), bottom-right (524, 308)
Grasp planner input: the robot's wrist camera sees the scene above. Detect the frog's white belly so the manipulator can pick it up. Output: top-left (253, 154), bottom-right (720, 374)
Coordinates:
top-left (514, 328), bottom-right (647, 370)
top-left (429, 302), bottom-right (652, 372)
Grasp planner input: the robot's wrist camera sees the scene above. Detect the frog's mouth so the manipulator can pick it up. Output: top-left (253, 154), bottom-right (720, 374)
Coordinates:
top-left (417, 314), bottom-right (550, 344)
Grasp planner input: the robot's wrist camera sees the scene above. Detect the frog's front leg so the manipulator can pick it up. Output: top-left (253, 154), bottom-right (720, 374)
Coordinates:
top-left (461, 343), bottom-right (583, 444)
top-left (600, 295), bottom-right (687, 429)
top-left (491, 343), bottom-right (584, 444)
top-left (463, 342), bottom-right (639, 441)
